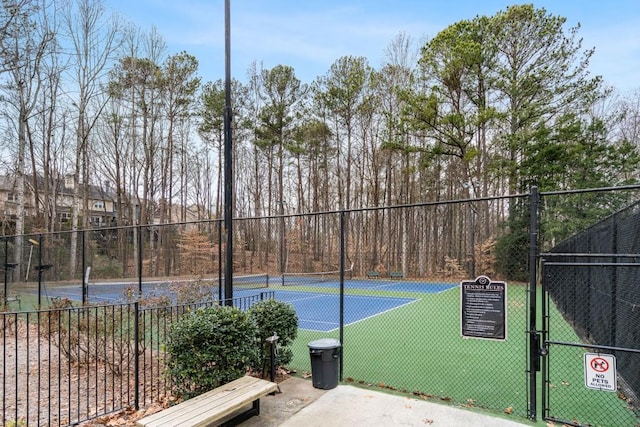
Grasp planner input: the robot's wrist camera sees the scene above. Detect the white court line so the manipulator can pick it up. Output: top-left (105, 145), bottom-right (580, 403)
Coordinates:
top-left (278, 292), bottom-right (332, 304)
top-left (323, 298), bottom-right (420, 332)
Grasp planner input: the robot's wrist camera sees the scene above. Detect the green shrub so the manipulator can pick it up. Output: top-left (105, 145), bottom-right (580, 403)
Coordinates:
top-left (166, 306), bottom-right (256, 399)
top-left (248, 299), bottom-right (298, 372)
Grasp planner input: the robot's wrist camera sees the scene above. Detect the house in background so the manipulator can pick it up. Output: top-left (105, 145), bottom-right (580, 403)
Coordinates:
top-left (55, 174), bottom-right (118, 227)
top-left (0, 173), bottom-right (119, 230)
top-left (0, 173), bottom-right (205, 233)
top-left (0, 174), bottom-right (37, 233)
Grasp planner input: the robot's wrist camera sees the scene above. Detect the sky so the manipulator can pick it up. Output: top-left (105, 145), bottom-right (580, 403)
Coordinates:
top-left (106, 0), bottom-right (640, 93)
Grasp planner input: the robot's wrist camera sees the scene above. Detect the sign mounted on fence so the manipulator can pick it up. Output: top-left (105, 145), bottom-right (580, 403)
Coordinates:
top-left (460, 275), bottom-right (507, 341)
top-left (584, 353), bottom-right (617, 392)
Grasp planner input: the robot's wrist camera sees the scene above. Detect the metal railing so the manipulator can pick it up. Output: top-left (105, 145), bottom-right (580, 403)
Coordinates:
top-left (0, 291), bottom-right (273, 426)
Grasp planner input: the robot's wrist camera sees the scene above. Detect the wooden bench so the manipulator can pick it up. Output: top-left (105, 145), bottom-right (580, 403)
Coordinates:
top-left (136, 376), bottom-right (278, 427)
top-left (389, 271), bottom-right (404, 279)
top-left (366, 271), bottom-right (380, 279)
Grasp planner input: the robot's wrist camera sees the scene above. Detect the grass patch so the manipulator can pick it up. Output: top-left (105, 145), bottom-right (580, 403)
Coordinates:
top-left (1, 294), bottom-right (61, 312)
top-left (287, 284), bottom-right (638, 425)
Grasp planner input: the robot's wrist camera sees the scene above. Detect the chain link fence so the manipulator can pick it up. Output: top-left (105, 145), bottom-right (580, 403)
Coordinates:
top-left (2, 188), bottom-right (640, 426)
top-left (541, 196), bottom-right (640, 426)
top-left (280, 197), bottom-right (531, 418)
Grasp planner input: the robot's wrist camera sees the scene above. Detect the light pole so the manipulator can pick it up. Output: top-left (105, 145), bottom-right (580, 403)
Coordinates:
top-left (223, 0), bottom-right (233, 305)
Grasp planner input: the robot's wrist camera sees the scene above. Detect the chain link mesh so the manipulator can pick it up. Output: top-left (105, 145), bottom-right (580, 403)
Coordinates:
top-left (2, 191), bottom-right (640, 425)
top-left (542, 197), bottom-right (640, 426)
top-left (276, 198), bottom-right (531, 418)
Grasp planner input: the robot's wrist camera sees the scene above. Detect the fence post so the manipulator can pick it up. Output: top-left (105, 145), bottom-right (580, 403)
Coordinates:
top-left (339, 211), bottom-right (345, 382)
top-left (528, 186), bottom-right (539, 420)
top-left (138, 226), bottom-right (143, 297)
top-left (218, 220), bottom-right (223, 299)
top-left (134, 301), bottom-right (140, 410)
top-left (82, 230), bottom-right (87, 305)
top-left (37, 234), bottom-right (43, 308)
top-left (135, 225), bottom-right (142, 410)
top-left (3, 237), bottom-right (8, 306)
top-left (610, 213), bottom-right (617, 346)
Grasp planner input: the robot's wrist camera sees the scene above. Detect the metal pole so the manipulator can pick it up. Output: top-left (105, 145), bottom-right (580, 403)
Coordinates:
top-left (218, 220), bottom-right (223, 300)
top-left (134, 301), bottom-right (140, 410)
top-left (528, 186), bottom-right (539, 420)
top-left (470, 206), bottom-right (476, 277)
top-left (339, 211), bottom-right (345, 382)
top-left (610, 213), bottom-right (617, 347)
top-left (37, 234), bottom-right (43, 308)
top-left (223, 0), bottom-right (233, 305)
top-left (138, 226), bottom-right (143, 297)
top-left (3, 238), bottom-right (8, 306)
top-left (278, 200), bottom-right (286, 286)
top-left (81, 230), bottom-right (87, 305)
top-left (280, 204), bottom-right (285, 275)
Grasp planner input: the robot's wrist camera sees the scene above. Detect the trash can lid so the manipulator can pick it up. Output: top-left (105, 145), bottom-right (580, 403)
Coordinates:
top-left (308, 338), bottom-right (341, 349)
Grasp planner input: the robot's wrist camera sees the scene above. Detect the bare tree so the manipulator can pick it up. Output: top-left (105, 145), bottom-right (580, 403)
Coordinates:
top-left (156, 51), bottom-right (199, 275)
top-left (28, 46), bottom-right (69, 234)
top-left (63, 0), bottom-right (122, 276)
top-left (0, 0), bottom-right (56, 280)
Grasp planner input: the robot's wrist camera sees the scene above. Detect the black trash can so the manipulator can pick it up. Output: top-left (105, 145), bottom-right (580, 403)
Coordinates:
top-left (308, 338), bottom-right (341, 390)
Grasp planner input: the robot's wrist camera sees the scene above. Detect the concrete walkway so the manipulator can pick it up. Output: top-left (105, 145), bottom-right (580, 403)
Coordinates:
top-left (241, 377), bottom-right (535, 427)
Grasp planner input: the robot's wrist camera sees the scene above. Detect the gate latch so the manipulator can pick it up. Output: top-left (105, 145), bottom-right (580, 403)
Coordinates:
top-left (532, 333), bottom-right (547, 371)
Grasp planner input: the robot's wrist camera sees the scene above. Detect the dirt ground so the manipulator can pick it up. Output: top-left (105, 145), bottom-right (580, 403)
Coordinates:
top-left (2, 317), bottom-right (318, 426)
top-left (1, 318), bottom-right (167, 426)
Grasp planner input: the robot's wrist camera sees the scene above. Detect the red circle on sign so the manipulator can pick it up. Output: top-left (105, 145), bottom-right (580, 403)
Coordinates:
top-left (591, 357), bottom-right (609, 372)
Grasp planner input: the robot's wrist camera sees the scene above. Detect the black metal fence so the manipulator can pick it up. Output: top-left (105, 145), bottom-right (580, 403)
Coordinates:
top-left (541, 198), bottom-right (640, 426)
top-left (279, 197), bottom-right (534, 419)
top-left (0, 292), bottom-right (272, 426)
top-left (2, 187), bottom-right (640, 426)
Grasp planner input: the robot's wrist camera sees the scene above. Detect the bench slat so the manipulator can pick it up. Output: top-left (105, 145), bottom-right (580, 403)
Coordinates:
top-left (137, 376), bottom-right (277, 427)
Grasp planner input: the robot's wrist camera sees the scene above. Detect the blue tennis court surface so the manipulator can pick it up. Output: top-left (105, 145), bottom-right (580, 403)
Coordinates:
top-left (46, 281), bottom-right (183, 303)
top-left (272, 290), bottom-right (417, 332)
top-left (43, 284), bottom-right (418, 333)
top-left (279, 278), bottom-right (456, 294)
top-left (43, 277), bottom-right (453, 333)
top-left (45, 278), bottom-right (455, 303)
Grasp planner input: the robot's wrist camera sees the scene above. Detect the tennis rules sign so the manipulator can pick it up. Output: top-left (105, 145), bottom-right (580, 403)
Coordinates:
top-left (460, 275), bottom-right (507, 341)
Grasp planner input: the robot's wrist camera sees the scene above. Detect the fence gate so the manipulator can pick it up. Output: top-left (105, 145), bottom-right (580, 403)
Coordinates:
top-left (540, 253), bottom-right (640, 427)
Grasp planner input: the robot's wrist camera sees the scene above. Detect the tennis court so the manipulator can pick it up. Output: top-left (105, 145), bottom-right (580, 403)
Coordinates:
top-left (271, 275), bottom-right (455, 331)
top-left (41, 274), bottom-right (453, 333)
top-left (272, 289), bottom-right (417, 332)
top-left (43, 274), bottom-right (272, 303)
top-left (279, 276), bottom-right (456, 294)
top-left (42, 273), bottom-right (455, 302)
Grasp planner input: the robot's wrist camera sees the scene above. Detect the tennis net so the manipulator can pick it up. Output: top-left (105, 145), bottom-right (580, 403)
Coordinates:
top-left (225, 273), bottom-right (270, 290)
top-left (281, 268), bottom-right (353, 286)
top-left (81, 274), bottom-right (269, 302)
